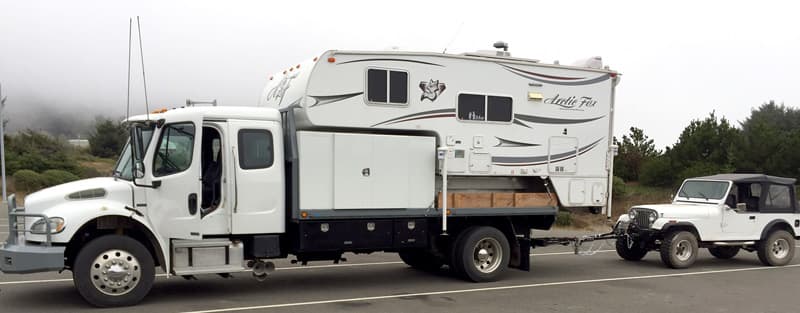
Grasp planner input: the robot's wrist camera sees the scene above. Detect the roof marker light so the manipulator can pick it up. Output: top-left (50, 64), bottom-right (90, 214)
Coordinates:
top-left (327, 57), bottom-right (336, 63)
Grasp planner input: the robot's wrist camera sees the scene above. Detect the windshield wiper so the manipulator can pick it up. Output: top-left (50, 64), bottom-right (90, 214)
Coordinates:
top-left (679, 189), bottom-right (689, 199)
top-left (696, 192), bottom-right (709, 201)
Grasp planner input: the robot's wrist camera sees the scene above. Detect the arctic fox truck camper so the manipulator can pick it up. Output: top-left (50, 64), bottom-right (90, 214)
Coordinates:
top-left (0, 44), bottom-right (620, 307)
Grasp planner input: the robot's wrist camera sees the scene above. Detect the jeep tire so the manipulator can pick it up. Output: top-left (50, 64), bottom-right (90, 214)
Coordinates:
top-left (757, 230), bottom-right (795, 266)
top-left (615, 237), bottom-right (648, 261)
top-left (708, 246), bottom-right (740, 259)
top-left (660, 231), bottom-right (698, 269)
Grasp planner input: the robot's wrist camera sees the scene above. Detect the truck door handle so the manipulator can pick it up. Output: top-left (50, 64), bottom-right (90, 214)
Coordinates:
top-left (188, 193), bottom-right (198, 215)
top-left (749, 216), bottom-right (756, 220)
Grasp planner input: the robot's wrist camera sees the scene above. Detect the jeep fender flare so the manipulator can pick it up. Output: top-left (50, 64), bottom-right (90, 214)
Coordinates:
top-left (759, 219), bottom-right (796, 240)
top-left (660, 222), bottom-right (702, 241)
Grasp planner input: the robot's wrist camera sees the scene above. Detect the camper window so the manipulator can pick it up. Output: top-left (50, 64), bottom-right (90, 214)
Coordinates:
top-left (457, 93), bottom-right (513, 123)
top-left (366, 68), bottom-right (408, 105)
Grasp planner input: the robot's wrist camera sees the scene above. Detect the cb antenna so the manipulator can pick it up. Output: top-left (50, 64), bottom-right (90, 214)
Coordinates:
top-left (136, 16), bottom-right (150, 120)
top-left (126, 18), bottom-right (132, 122)
top-left (441, 22), bottom-right (464, 54)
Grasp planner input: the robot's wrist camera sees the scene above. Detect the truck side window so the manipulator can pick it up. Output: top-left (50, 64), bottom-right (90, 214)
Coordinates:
top-left (457, 93), bottom-right (513, 122)
top-left (238, 129), bottom-right (273, 169)
top-left (366, 68), bottom-right (408, 105)
top-left (153, 123), bottom-right (195, 177)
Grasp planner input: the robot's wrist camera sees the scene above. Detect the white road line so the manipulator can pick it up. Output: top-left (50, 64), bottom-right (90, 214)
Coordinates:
top-left (0, 250), bottom-right (613, 286)
top-left (181, 264), bottom-right (800, 313)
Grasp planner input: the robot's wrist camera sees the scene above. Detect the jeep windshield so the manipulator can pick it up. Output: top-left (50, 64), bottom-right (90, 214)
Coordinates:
top-left (676, 180), bottom-right (730, 203)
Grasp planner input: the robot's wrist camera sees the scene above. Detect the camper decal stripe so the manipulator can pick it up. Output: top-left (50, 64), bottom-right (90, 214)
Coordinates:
top-left (494, 137), bottom-right (541, 148)
top-left (308, 92), bottom-right (364, 107)
top-left (513, 119), bottom-right (532, 128)
top-left (514, 114), bottom-right (605, 125)
top-left (338, 58), bottom-right (444, 67)
top-left (500, 64), bottom-right (611, 86)
top-left (491, 138), bottom-right (604, 166)
top-left (371, 109), bottom-right (455, 127)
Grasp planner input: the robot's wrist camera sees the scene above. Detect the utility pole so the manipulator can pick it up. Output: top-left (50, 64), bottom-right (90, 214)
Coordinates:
top-left (0, 83), bottom-right (7, 208)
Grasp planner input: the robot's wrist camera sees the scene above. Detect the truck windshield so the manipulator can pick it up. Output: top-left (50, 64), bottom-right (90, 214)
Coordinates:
top-left (113, 125), bottom-right (154, 180)
top-left (677, 180), bottom-right (730, 201)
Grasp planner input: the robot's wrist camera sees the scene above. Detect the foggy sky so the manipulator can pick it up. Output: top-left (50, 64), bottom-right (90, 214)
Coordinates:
top-left (1, 0), bottom-right (798, 148)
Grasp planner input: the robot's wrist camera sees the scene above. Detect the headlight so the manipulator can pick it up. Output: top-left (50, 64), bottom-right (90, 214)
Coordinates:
top-left (649, 214), bottom-right (656, 222)
top-left (30, 217), bottom-right (66, 234)
top-left (628, 210), bottom-right (637, 219)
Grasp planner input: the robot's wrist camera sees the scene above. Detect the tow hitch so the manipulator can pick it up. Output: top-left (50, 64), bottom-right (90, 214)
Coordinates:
top-left (533, 222), bottom-right (626, 255)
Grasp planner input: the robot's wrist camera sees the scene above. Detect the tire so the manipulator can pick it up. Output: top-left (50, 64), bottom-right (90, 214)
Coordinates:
top-left (757, 230), bottom-right (795, 266)
top-left (659, 231), bottom-right (698, 269)
top-left (708, 246), bottom-right (740, 259)
top-left (615, 237), bottom-right (648, 261)
top-left (73, 235), bottom-right (155, 307)
top-left (450, 226), bottom-right (510, 282)
top-left (398, 250), bottom-right (444, 271)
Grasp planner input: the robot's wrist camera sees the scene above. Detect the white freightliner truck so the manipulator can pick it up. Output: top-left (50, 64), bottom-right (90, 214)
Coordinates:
top-left (0, 46), bottom-right (620, 307)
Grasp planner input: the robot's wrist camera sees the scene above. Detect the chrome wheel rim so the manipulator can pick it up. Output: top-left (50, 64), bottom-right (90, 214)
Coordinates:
top-left (771, 238), bottom-right (790, 259)
top-left (89, 249), bottom-right (141, 296)
top-left (473, 237), bottom-right (502, 274)
top-left (675, 239), bottom-right (693, 262)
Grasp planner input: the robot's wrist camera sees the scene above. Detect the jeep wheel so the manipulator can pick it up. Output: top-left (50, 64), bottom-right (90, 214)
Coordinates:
top-left (615, 237), bottom-right (648, 261)
top-left (757, 230), bottom-right (795, 266)
top-left (708, 246), bottom-right (740, 259)
top-left (73, 235), bottom-right (155, 307)
top-left (660, 231), bottom-right (698, 269)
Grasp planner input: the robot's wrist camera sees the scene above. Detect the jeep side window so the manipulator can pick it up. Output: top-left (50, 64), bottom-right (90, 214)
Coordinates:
top-left (765, 184), bottom-right (791, 212)
top-left (744, 183), bottom-right (762, 212)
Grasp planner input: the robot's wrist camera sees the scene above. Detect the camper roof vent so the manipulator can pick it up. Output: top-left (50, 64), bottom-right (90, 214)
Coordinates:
top-left (460, 41), bottom-right (539, 63)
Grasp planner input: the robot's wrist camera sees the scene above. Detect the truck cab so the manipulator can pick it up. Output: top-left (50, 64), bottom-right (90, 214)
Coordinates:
top-left (615, 174), bottom-right (799, 269)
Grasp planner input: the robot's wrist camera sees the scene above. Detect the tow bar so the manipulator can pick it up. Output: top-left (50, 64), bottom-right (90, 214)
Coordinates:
top-left (532, 222), bottom-right (626, 255)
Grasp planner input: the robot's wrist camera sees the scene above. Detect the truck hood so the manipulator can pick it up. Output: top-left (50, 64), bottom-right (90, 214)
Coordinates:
top-left (23, 177), bottom-right (133, 215)
top-left (633, 203), bottom-right (715, 219)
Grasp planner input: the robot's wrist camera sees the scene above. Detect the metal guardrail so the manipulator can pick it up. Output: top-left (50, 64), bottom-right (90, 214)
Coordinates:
top-left (5, 194), bottom-right (54, 247)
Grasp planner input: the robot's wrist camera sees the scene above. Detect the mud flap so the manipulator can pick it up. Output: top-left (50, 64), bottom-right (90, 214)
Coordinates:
top-left (510, 237), bottom-right (531, 271)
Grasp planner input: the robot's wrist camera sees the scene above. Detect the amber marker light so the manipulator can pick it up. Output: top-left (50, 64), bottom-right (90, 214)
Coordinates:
top-left (301, 211), bottom-right (308, 218)
top-left (327, 57), bottom-right (336, 63)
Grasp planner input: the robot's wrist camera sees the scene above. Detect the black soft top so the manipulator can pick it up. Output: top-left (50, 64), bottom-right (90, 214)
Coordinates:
top-left (693, 173), bottom-right (796, 185)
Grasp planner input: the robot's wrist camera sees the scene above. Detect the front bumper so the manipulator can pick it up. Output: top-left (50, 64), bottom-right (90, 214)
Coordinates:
top-left (0, 242), bottom-right (65, 274)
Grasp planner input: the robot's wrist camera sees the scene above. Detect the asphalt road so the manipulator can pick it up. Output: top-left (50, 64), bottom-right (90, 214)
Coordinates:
top-left (1, 223), bottom-right (800, 313)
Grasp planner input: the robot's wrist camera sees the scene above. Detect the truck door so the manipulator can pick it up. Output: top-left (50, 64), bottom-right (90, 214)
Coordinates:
top-left (228, 119), bottom-right (285, 234)
top-left (146, 120), bottom-right (203, 240)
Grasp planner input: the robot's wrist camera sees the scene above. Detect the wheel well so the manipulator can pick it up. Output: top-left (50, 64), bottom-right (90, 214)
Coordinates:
top-left (65, 216), bottom-right (166, 271)
top-left (661, 223), bottom-right (701, 241)
top-left (760, 220), bottom-right (796, 240)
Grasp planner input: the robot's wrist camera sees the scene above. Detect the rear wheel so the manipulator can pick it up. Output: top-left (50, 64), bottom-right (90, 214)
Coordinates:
top-left (73, 235), bottom-right (155, 307)
top-left (615, 237), bottom-right (648, 261)
top-left (757, 230), bottom-right (795, 266)
top-left (708, 246), bottom-right (740, 259)
top-left (450, 226), bottom-right (510, 282)
top-left (398, 250), bottom-right (444, 271)
top-left (659, 231), bottom-right (698, 269)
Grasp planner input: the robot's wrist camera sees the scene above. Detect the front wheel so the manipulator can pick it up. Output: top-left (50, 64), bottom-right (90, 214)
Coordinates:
top-left (659, 231), bottom-right (698, 269)
top-left (450, 226), bottom-right (510, 282)
top-left (73, 235), bottom-right (155, 307)
top-left (757, 230), bottom-right (795, 266)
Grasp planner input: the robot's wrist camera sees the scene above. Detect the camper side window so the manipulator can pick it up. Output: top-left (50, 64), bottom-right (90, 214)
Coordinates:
top-left (457, 93), bottom-right (513, 123)
top-left (366, 68), bottom-right (408, 105)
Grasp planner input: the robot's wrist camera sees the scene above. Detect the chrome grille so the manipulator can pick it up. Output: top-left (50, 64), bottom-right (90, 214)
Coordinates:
top-left (632, 208), bottom-right (657, 229)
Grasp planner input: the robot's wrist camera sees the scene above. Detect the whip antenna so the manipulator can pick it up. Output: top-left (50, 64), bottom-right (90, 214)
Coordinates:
top-left (136, 16), bottom-right (150, 120)
top-left (126, 18), bottom-right (132, 121)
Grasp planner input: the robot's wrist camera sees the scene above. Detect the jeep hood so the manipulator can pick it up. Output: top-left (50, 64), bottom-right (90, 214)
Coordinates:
top-left (632, 203), bottom-right (715, 219)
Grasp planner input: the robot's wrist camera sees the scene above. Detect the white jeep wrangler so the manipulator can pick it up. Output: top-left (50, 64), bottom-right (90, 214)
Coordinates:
top-left (615, 174), bottom-right (800, 268)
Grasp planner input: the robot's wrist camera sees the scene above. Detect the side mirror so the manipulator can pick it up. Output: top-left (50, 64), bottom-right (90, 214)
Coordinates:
top-left (736, 203), bottom-right (747, 212)
top-left (133, 161), bottom-right (145, 179)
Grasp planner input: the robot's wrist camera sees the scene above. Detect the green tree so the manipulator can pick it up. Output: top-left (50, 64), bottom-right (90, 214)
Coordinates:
top-left (613, 127), bottom-right (660, 181)
top-left (4, 130), bottom-right (79, 174)
top-left (88, 117), bottom-right (127, 158)
top-left (734, 101), bottom-right (800, 179)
